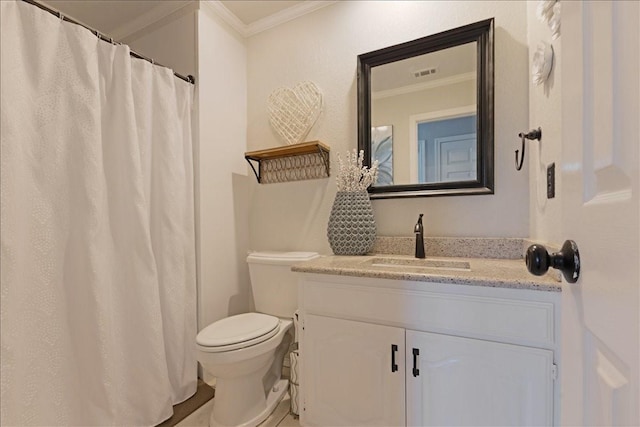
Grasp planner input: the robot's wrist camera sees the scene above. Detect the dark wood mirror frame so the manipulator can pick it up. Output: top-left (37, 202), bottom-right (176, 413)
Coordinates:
top-left (358, 18), bottom-right (494, 199)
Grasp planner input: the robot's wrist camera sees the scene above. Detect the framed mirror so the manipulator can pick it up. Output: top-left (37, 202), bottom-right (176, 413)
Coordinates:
top-left (358, 18), bottom-right (494, 199)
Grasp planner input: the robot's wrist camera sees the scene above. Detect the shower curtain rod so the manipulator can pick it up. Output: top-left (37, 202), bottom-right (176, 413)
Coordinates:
top-left (20, 0), bottom-right (195, 85)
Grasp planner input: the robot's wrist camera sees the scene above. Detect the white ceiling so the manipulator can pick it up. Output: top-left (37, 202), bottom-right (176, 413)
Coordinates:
top-left (42, 0), bottom-right (322, 40)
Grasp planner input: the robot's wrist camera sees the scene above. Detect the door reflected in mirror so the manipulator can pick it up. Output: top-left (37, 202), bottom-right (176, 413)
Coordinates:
top-left (358, 19), bottom-right (494, 198)
top-left (415, 114), bottom-right (477, 184)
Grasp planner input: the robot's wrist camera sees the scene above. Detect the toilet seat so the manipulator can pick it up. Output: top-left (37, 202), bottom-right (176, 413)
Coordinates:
top-left (196, 313), bottom-right (280, 352)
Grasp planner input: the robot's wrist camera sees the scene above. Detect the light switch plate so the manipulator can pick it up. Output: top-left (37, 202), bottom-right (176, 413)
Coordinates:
top-left (547, 163), bottom-right (555, 199)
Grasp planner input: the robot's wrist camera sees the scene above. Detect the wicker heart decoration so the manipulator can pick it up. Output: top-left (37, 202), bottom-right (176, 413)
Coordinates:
top-left (268, 81), bottom-right (323, 145)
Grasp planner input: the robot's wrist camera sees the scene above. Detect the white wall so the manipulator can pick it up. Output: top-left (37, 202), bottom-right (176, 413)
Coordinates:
top-left (526, 1), bottom-right (563, 246)
top-left (196, 5), bottom-right (251, 330)
top-left (247, 1), bottom-right (530, 255)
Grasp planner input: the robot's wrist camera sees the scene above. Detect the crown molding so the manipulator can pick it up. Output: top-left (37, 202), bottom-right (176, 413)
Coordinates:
top-left (111, 1), bottom-right (195, 42)
top-left (200, 1), bottom-right (246, 36)
top-left (245, 1), bottom-right (338, 37)
top-left (372, 72), bottom-right (476, 100)
top-left (201, 0), bottom-right (338, 38)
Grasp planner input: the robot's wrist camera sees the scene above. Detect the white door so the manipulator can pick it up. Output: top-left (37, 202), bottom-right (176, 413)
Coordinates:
top-left (302, 315), bottom-right (405, 426)
top-left (560, 1), bottom-right (639, 425)
top-left (435, 133), bottom-right (477, 182)
top-left (406, 330), bottom-right (554, 426)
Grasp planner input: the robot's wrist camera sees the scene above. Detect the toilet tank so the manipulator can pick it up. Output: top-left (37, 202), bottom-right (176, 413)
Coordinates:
top-left (247, 251), bottom-right (319, 318)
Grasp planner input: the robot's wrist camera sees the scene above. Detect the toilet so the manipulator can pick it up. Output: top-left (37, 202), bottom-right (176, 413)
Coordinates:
top-left (196, 251), bottom-right (319, 427)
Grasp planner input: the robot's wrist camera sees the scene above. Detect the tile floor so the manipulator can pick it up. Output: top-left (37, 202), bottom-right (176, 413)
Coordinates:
top-left (175, 393), bottom-right (299, 427)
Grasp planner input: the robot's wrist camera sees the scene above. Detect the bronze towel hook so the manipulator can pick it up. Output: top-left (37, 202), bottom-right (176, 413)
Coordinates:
top-left (515, 127), bottom-right (542, 171)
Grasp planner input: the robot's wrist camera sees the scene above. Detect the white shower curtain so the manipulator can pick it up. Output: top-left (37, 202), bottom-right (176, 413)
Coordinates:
top-left (0, 1), bottom-right (197, 425)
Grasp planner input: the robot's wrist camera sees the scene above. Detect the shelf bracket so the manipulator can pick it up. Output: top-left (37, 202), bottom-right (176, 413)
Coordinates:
top-left (245, 157), bottom-right (261, 183)
top-left (317, 144), bottom-right (330, 177)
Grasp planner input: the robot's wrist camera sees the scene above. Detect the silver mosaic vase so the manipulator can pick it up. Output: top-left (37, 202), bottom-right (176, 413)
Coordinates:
top-left (327, 190), bottom-right (376, 255)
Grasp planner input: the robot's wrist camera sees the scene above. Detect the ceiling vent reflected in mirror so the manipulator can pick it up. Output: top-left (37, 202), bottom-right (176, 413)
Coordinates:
top-left (412, 67), bottom-right (439, 78)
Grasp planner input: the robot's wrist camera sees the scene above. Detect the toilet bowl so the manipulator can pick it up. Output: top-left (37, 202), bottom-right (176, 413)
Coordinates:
top-left (196, 314), bottom-right (292, 427)
top-left (196, 251), bottom-right (319, 427)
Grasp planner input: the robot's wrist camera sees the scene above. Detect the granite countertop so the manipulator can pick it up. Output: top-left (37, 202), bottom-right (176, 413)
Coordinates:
top-left (292, 254), bottom-right (562, 292)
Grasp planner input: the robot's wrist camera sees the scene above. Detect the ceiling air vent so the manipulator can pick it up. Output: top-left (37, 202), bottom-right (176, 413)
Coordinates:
top-left (413, 67), bottom-right (438, 78)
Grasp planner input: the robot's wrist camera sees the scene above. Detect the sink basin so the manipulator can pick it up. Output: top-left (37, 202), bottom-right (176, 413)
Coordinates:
top-left (367, 257), bottom-right (471, 272)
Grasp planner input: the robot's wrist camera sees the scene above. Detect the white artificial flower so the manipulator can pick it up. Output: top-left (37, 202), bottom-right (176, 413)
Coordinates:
top-left (532, 42), bottom-right (553, 85)
top-left (549, 2), bottom-right (561, 40)
top-left (336, 149), bottom-right (379, 192)
top-left (537, 0), bottom-right (556, 23)
top-left (537, 0), bottom-right (560, 39)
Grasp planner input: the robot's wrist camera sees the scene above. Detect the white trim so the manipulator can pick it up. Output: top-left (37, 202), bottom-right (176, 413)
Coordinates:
top-left (111, 1), bottom-right (195, 42)
top-left (409, 105), bottom-right (476, 182)
top-left (372, 72), bottom-right (476, 100)
top-left (202, 0), bottom-right (338, 38)
top-left (245, 1), bottom-right (338, 37)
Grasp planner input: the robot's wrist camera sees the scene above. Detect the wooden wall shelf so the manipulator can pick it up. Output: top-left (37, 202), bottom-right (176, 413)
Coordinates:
top-left (244, 141), bottom-right (330, 184)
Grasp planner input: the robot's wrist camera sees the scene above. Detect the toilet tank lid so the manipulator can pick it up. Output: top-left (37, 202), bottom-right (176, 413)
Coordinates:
top-left (247, 251), bottom-right (319, 265)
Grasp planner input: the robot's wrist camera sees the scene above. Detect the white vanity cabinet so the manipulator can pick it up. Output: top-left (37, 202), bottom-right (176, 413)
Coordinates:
top-left (298, 273), bottom-right (560, 427)
top-left (303, 314), bottom-right (405, 426)
top-left (406, 330), bottom-right (554, 426)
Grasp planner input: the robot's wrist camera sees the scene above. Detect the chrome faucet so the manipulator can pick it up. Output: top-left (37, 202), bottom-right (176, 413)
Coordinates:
top-left (414, 214), bottom-right (425, 259)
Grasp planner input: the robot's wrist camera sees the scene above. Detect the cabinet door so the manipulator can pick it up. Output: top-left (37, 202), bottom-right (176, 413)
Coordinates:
top-left (302, 314), bottom-right (405, 426)
top-left (406, 330), bottom-right (554, 426)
